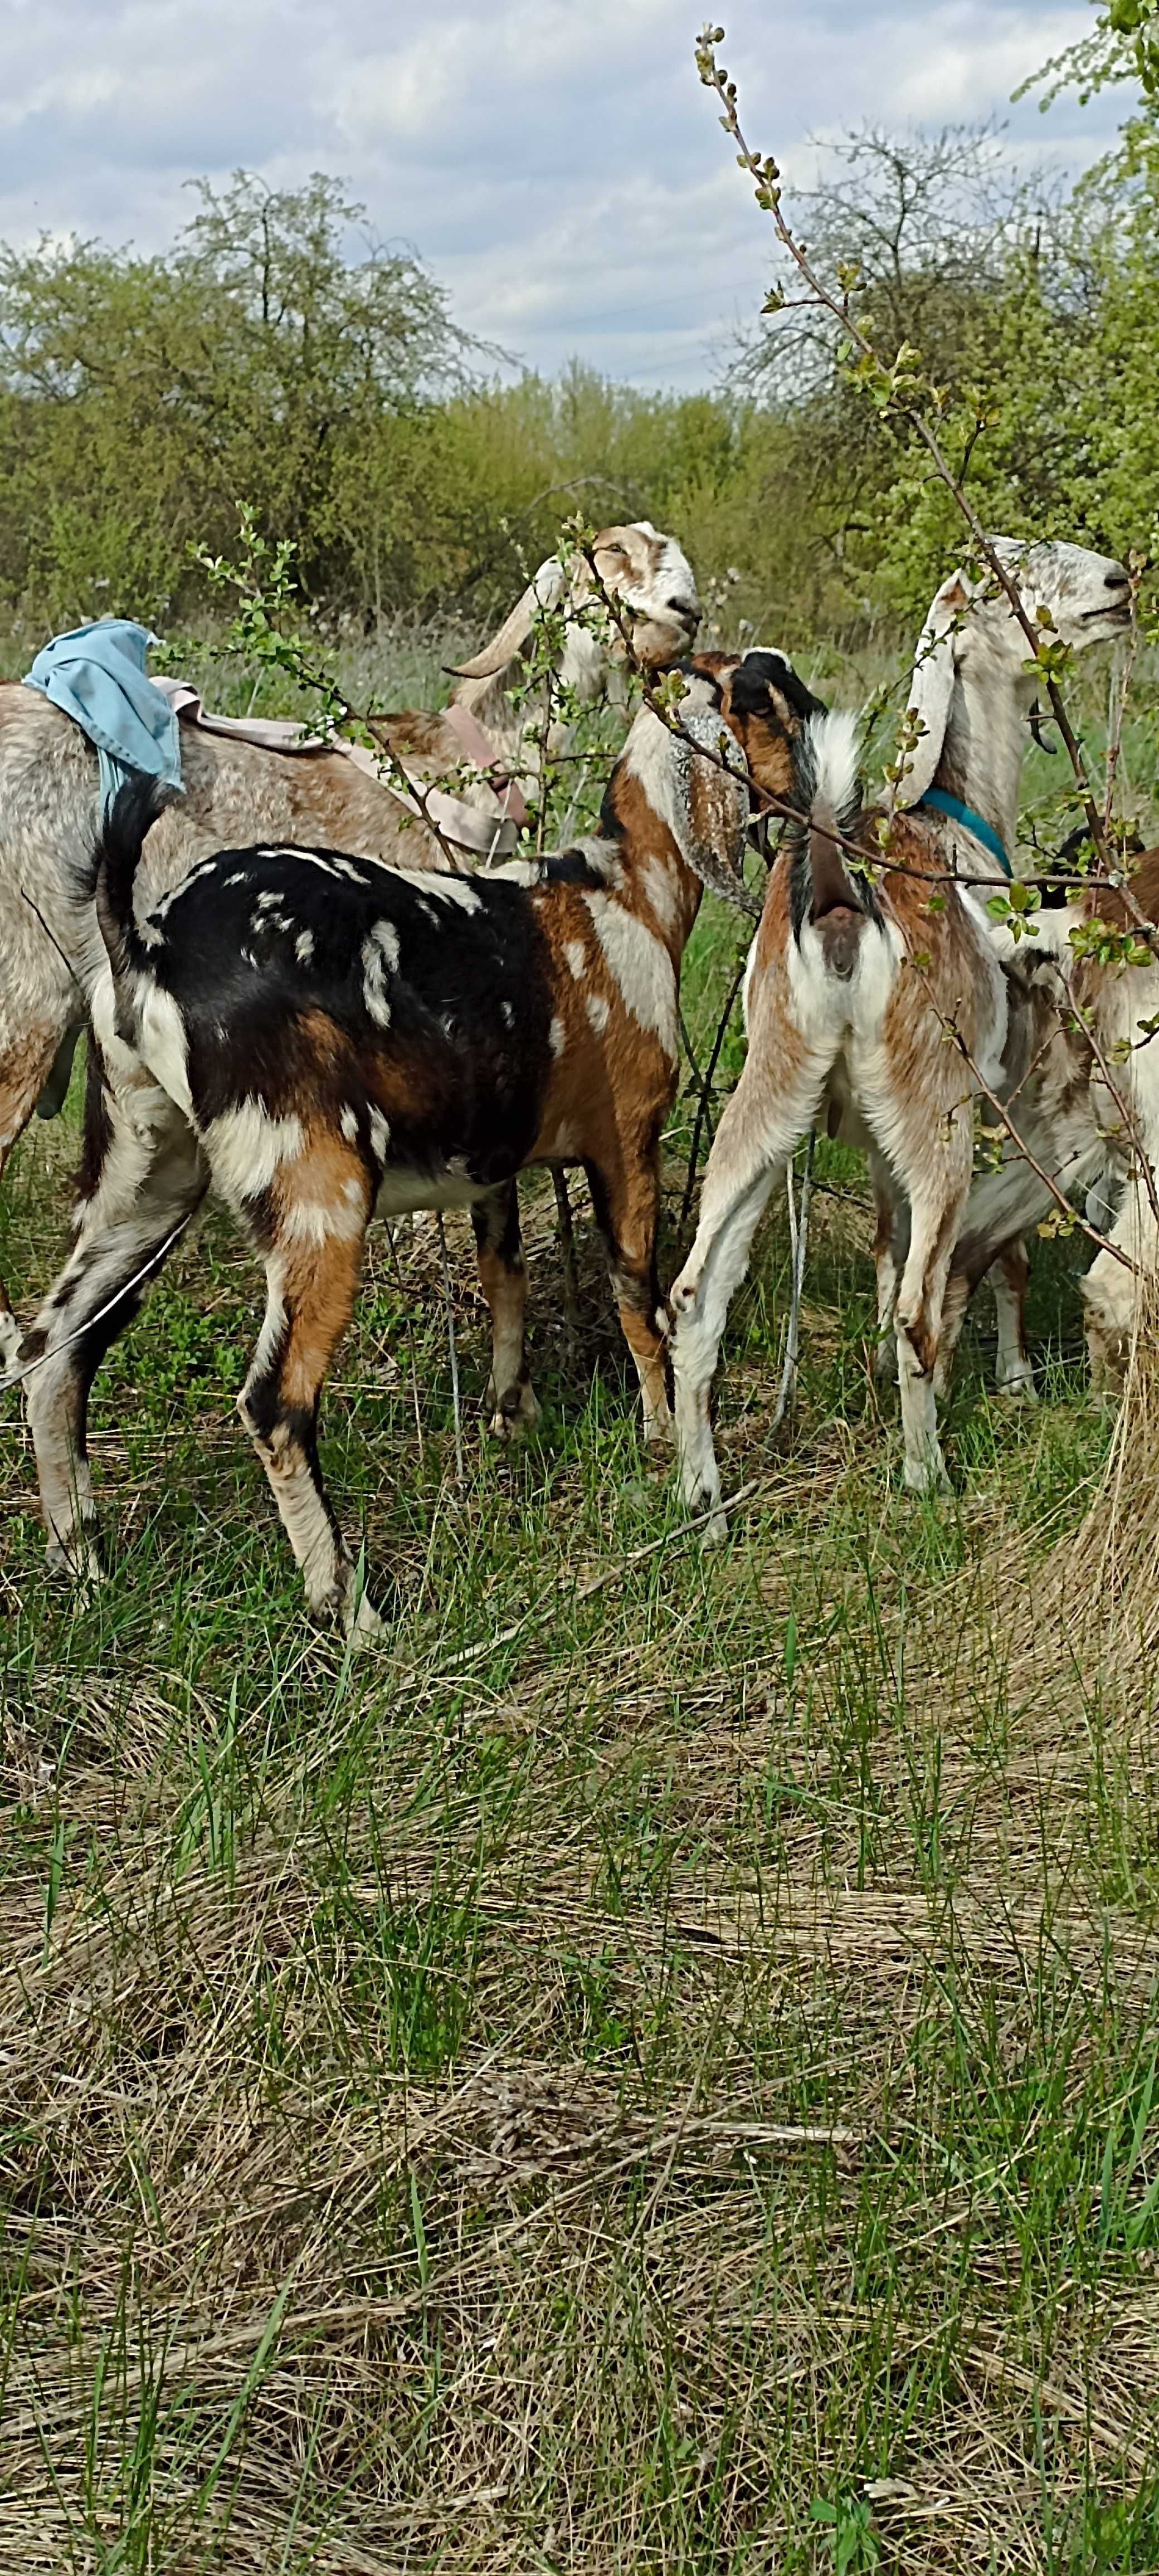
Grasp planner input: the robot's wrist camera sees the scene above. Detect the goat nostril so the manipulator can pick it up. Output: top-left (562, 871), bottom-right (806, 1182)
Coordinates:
top-left (1106, 570), bottom-right (1130, 589)
top-left (668, 597), bottom-right (700, 622)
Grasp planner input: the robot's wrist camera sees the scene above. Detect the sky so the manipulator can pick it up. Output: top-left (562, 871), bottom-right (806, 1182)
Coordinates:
top-left (0, 0), bottom-right (1126, 390)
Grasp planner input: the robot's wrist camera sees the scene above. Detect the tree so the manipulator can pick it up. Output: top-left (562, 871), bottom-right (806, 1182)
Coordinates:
top-left (0, 174), bottom-right (476, 625)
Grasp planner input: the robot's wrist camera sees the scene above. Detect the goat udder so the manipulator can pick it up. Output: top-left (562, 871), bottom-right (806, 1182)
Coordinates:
top-left (815, 908), bottom-right (863, 980)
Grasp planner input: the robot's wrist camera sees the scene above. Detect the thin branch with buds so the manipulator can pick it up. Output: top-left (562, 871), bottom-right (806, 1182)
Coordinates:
top-left (694, 26), bottom-right (1153, 921)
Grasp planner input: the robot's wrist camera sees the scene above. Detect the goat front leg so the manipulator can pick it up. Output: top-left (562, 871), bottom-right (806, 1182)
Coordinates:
top-left (891, 1120), bottom-right (973, 1494)
top-left (0, 1013), bottom-right (78, 1366)
top-left (23, 1048), bottom-right (207, 1578)
top-left (991, 1239), bottom-right (1036, 1399)
top-left (669, 1050), bottom-right (830, 1541)
top-left (584, 1148), bottom-right (671, 1446)
top-left (868, 1150), bottom-right (908, 1386)
top-left (471, 1179), bottom-right (539, 1437)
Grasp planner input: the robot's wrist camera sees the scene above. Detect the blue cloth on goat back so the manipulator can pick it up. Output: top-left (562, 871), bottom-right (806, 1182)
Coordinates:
top-left (23, 618), bottom-right (183, 816)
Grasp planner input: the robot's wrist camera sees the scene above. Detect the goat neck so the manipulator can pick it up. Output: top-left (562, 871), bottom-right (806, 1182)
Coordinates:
top-left (600, 700), bottom-right (746, 964)
top-left (929, 632), bottom-right (1034, 862)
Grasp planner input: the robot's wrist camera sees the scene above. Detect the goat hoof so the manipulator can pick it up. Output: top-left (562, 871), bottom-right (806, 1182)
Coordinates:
top-left (902, 1459), bottom-right (951, 1499)
top-left (685, 1480), bottom-right (728, 1545)
top-left (46, 1532), bottom-right (104, 1586)
top-left (486, 1380), bottom-right (540, 1440)
top-left (995, 1370), bottom-right (1037, 1405)
top-left (345, 1589), bottom-right (385, 1650)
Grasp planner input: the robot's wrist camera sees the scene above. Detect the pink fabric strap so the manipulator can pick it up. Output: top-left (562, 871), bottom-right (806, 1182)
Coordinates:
top-left (443, 699), bottom-right (529, 830)
top-left (152, 677), bottom-right (524, 860)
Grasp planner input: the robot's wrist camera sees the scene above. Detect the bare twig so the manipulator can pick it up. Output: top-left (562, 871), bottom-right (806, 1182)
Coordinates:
top-left (679, 948), bottom-right (749, 1235)
top-left (553, 1172), bottom-right (581, 1351)
top-left (435, 1214), bottom-right (465, 1482)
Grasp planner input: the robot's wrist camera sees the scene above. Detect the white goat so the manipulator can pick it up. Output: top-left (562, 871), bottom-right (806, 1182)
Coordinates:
top-left (669, 539), bottom-right (1130, 1523)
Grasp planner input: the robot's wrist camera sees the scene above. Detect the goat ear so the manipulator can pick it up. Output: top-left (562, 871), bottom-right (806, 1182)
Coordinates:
top-left (897, 574), bottom-right (970, 808)
top-left (450, 557), bottom-right (568, 682)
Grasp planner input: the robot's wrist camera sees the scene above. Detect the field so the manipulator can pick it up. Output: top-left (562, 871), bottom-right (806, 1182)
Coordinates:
top-left (2, 630), bottom-right (1159, 2573)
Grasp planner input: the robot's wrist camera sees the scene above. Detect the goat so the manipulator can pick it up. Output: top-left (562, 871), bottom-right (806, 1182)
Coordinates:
top-left (0, 524), bottom-right (700, 1366)
top-left (668, 539), bottom-right (1130, 1527)
top-left (446, 521), bottom-right (703, 795)
top-left (18, 650), bottom-right (820, 1633)
top-left (936, 846), bottom-right (1159, 1394)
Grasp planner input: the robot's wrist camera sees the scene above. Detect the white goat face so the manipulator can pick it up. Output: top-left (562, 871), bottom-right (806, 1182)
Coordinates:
top-left (980, 538), bottom-right (1131, 662)
top-left (585, 521), bottom-right (702, 671)
top-left (901, 537), bottom-right (1131, 807)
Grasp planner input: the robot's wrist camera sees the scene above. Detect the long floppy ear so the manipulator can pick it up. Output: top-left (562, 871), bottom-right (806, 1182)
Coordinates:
top-left (450, 557), bottom-right (568, 682)
top-left (897, 573), bottom-right (970, 808)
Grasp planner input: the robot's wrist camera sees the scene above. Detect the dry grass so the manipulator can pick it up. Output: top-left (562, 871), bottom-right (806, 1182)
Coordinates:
top-left (2, 875), bottom-right (1159, 2571)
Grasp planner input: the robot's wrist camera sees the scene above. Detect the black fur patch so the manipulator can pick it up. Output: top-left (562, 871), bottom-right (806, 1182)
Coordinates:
top-left (138, 847), bottom-right (558, 1194)
top-left (729, 651), bottom-right (827, 726)
top-left (540, 850), bottom-right (610, 888)
top-left (74, 1039), bottom-right (111, 1207)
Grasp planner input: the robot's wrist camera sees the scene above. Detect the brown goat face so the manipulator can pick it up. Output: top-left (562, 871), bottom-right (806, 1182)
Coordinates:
top-left (587, 525), bottom-right (702, 672)
top-left (716, 651), bottom-right (828, 803)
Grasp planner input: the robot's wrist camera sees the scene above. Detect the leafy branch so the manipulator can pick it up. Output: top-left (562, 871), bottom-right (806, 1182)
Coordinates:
top-left (194, 507), bottom-right (468, 868)
top-left (695, 24), bottom-right (1122, 882)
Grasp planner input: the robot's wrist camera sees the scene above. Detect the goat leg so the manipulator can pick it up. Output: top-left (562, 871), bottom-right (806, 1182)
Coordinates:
top-left (23, 1050), bottom-right (207, 1578)
top-left (472, 1180), bottom-right (539, 1437)
top-left (585, 1149), bottom-right (671, 1448)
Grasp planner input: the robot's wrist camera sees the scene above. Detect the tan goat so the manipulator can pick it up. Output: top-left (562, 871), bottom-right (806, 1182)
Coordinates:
top-left (669, 539), bottom-right (1130, 1525)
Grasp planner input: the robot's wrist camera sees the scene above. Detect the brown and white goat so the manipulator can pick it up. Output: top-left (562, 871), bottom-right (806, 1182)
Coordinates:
top-left (936, 848), bottom-right (1159, 1394)
top-left (17, 652), bottom-right (818, 1632)
top-left (669, 540), bottom-right (1131, 1526)
top-left (0, 523), bottom-right (699, 1367)
top-left (446, 521), bottom-right (702, 794)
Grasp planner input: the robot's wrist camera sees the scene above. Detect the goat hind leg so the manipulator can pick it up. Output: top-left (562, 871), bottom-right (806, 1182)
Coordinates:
top-left (868, 1151), bottom-right (907, 1386)
top-left (471, 1179), bottom-right (539, 1437)
top-left (584, 1149), bottom-right (671, 1447)
top-left (892, 1128), bottom-right (973, 1494)
top-left (990, 1238), bottom-right (1035, 1399)
top-left (237, 1216), bottom-right (377, 1638)
top-left (0, 1018), bottom-right (77, 1365)
top-left (23, 1061), bottom-right (207, 1577)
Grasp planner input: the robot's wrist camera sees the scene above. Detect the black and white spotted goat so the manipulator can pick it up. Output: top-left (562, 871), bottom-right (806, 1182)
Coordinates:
top-left (18, 652), bottom-right (823, 1635)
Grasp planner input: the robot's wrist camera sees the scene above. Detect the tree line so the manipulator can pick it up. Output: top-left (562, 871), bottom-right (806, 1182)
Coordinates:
top-left (1, 92), bottom-right (1157, 660)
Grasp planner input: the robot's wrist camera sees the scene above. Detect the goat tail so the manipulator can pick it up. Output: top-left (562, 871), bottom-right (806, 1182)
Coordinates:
top-left (90, 775), bottom-right (169, 1010)
top-left (792, 711), bottom-right (871, 973)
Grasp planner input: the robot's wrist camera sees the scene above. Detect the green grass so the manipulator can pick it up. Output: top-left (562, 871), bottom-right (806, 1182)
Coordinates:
top-left (2, 960), bottom-right (1158, 2573)
top-left (2, 635), bottom-right (1159, 2572)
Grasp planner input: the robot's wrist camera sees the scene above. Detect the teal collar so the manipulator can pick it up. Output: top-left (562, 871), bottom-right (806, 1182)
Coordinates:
top-left (918, 788), bottom-right (1012, 880)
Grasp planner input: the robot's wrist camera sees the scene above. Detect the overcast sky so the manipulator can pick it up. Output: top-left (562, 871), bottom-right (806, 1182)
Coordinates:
top-left (1, 0), bottom-right (1124, 388)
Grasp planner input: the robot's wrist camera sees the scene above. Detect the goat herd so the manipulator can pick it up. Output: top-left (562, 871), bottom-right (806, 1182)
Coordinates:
top-left (0, 523), bottom-right (1152, 1637)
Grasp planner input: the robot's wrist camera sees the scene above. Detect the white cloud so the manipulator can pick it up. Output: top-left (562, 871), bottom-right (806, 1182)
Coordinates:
top-left (0, 0), bottom-right (1131, 386)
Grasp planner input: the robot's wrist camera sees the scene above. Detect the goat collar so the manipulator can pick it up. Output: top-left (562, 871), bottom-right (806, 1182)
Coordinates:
top-left (918, 788), bottom-right (1012, 881)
